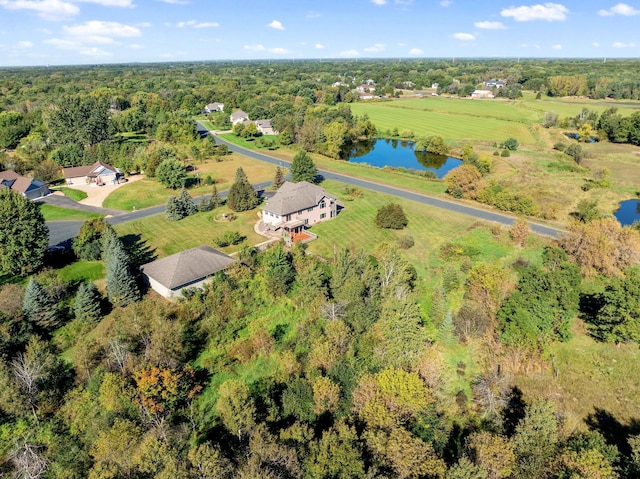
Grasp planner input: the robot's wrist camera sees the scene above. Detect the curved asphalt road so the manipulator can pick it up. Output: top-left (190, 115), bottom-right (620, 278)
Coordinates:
top-left (47, 125), bottom-right (565, 246)
top-left (201, 123), bottom-right (565, 239)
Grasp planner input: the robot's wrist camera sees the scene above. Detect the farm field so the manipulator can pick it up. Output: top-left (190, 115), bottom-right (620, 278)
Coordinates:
top-left (102, 154), bottom-right (278, 211)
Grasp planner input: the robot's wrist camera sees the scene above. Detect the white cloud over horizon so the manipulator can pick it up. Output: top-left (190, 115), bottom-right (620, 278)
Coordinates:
top-left (598, 3), bottom-right (640, 16)
top-left (501, 3), bottom-right (568, 22)
top-left (453, 32), bottom-right (475, 40)
top-left (267, 19), bottom-right (284, 30)
top-left (474, 21), bottom-right (507, 29)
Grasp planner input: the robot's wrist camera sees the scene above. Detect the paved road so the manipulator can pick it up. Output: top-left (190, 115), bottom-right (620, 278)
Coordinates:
top-left (202, 124), bottom-right (566, 239)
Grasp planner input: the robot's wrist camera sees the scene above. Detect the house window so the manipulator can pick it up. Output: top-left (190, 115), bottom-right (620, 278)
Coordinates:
top-left (320, 201), bottom-right (326, 208)
top-left (285, 214), bottom-right (291, 221)
top-left (304, 219), bottom-right (309, 225)
top-left (320, 213), bottom-right (326, 219)
top-left (307, 207), bottom-right (314, 213)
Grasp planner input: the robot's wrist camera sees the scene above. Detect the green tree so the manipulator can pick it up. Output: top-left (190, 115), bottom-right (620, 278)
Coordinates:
top-left (74, 282), bottom-right (102, 322)
top-left (444, 164), bottom-right (484, 200)
top-left (23, 278), bottom-right (59, 330)
top-left (72, 218), bottom-right (113, 261)
top-left (375, 203), bottom-right (408, 229)
top-left (0, 111), bottom-right (30, 149)
top-left (305, 421), bottom-right (365, 479)
top-left (155, 158), bottom-right (186, 189)
top-left (47, 95), bottom-right (112, 147)
top-left (216, 379), bottom-right (256, 440)
top-left (104, 236), bottom-right (139, 307)
top-left (290, 150), bottom-right (318, 183)
top-left (272, 166), bottom-right (285, 190)
top-left (512, 399), bottom-right (559, 478)
top-left (500, 138), bottom-right (519, 151)
top-left (324, 121), bottom-right (348, 159)
top-left (0, 189), bottom-right (48, 276)
top-left (227, 167), bottom-right (259, 212)
top-left (565, 143), bottom-right (585, 164)
top-left (592, 267), bottom-right (640, 343)
top-left (261, 241), bottom-right (295, 296)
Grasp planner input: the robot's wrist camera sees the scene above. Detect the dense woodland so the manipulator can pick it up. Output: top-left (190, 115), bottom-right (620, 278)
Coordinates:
top-left (1, 59), bottom-right (640, 477)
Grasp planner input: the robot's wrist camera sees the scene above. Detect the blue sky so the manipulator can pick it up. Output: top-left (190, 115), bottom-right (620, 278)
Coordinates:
top-left (0, 0), bottom-right (638, 66)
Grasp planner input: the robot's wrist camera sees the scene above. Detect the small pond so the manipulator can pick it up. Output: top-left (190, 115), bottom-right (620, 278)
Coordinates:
top-left (614, 199), bottom-right (640, 226)
top-left (342, 138), bottom-right (462, 178)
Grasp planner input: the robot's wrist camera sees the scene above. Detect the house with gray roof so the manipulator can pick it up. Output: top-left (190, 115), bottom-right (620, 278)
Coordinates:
top-left (0, 170), bottom-right (50, 200)
top-left (140, 245), bottom-right (235, 299)
top-left (204, 102), bottom-right (224, 113)
top-left (254, 119), bottom-right (278, 135)
top-left (230, 110), bottom-right (250, 125)
top-left (261, 181), bottom-right (339, 235)
top-left (63, 161), bottom-right (122, 186)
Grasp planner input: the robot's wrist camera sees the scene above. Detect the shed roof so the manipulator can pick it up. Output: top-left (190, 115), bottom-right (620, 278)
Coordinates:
top-left (140, 245), bottom-right (235, 291)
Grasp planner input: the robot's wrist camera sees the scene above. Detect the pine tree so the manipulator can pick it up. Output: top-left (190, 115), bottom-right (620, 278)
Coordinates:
top-left (290, 151), bottom-right (318, 183)
top-left (105, 236), bottom-right (139, 307)
top-left (74, 282), bottom-right (102, 322)
top-left (210, 183), bottom-right (220, 209)
top-left (22, 278), bottom-right (59, 330)
top-left (227, 167), bottom-right (258, 212)
top-left (177, 189), bottom-right (197, 217)
top-left (165, 195), bottom-right (181, 221)
top-left (437, 310), bottom-right (457, 346)
top-left (272, 166), bottom-right (285, 190)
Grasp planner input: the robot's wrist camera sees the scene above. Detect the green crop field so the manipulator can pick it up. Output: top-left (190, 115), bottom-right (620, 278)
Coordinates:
top-left (350, 99), bottom-right (537, 145)
top-left (521, 97), bottom-right (640, 118)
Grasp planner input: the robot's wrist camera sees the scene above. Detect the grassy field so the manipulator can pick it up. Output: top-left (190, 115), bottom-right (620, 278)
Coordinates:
top-left (50, 187), bottom-right (88, 201)
top-left (39, 205), bottom-right (104, 221)
top-left (520, 96), bottom-right (640, 118)
top-left (350, 99), bottom-right (537, 146)
top-left (102, 154), bottom-right (278, 211)
top-left (56, 260), bottom-right (105, 283)
top-left (114, 204), bottom-right (264, 258)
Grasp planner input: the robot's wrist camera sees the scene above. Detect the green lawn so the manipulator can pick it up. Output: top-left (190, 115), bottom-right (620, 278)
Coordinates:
top-left (57, 260), bottom-right (105, 283)
top-left (39, 205), bottom-right (104, 221)
top-left (50, 187), bottom-right (88, 201)
top-left (102, 155), bottom-right (278, 211)
top-left (520, 97), bottom-right (640, 118)
top-left (114, 205), bottom-right (264, 258)
top-left (350, 99), bottom-right (537, 145)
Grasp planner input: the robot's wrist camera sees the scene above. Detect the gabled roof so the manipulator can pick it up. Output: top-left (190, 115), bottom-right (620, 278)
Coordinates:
top-left (140, 245), bottom-right (235, 291)
top-left (264, 181), bottom-right (336, 216)
top-left (63, 161), bottom-right (118, 179)
top-left (0, 170), bottom-right (48, 194)
top-left (205, 102), bottom-right (224, 111)
top-left (230, 110), bottom-right (249, 121)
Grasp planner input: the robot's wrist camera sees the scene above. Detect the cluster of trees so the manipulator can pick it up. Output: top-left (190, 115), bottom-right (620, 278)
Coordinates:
top-left (1, 229), bottom-right (640, 477)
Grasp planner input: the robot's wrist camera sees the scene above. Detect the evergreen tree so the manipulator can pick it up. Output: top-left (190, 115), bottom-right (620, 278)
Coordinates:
top-left (438, 310), bottom-right (457, 346)
top-left (165, 195), bottom-right (181, 221)
top-left (105, 236), bottom-right (139, 307)
top-left (210, 183), bottom-right (220, 209)
top-left (261, 242), bottom-right (295, 296)
top-left (0, 189), bottom-right (48, 276)
top-left (227, 167), bottom-right (258, 212)
top-left (74, 282), bottom-right (102, 322)
top-left (73, 218), bottom-right (111, 261)
top-left (290, 151), bottom-right (318, 183)
top-left (22, 278), bottom-right (59, 330)
top-left (177, 189), bottom-right (197, 217)
top-left (272, 166), bottom-right (285, 190)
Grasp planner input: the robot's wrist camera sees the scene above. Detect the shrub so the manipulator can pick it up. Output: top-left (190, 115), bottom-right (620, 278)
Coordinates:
top-left (375, 203), bottom-right (408, 229)
top-left (214, 231), bottom-right (245, 247)
top-left (444, 164), bottom-right (484, 200)
top-left (509, 219), bottom-right (530, 246)
top-left (500, 149), bottom-right (511, 157)
top-left (565, 143), bottom-right (584, 164)
top-left (397, 234), bottom-right (415, 249)
top-left (553, 142), bottom-right (567, 151)
top-left (501, 138), bottom-right (519, 151)
top-left (204, 175), bottom-right (214, 185)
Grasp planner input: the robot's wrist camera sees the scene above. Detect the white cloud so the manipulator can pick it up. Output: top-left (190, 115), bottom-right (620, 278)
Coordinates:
top-left (0, 0), bottom-right (79, 20)
top-left (315, 43), bottom-right (324, 49)
top-left (18, 40), bottom-right (33, 47)
top-left (75, 0), bottom-right (134, 7)
top-left (159, 0), bottom-right (189, 4)
top-left (339, 49), bottom-right (360, 57)
top-left (364, 43), bottom-right (384, 52)
top-left (453, 32), bottom-right (475, 40)
top-left (552, 44), bottom-right (562, 49)
top-left (269, 47), bottom-right (288, 54)
top-left (440, 0), bottom-right (452, 6)
top-left (474, 20), bottom-right (507, 29)
top-left (599, 3), bottom-right (640, 16)
top-left (177, 19), bottom-right (218, 28)
top-left (371, 0), bottom-right (387, 4)
top-left (64, 20), bottom-right (141, 38)
top-left (243, 44), bottom-right (265, 51)
top-left (613, 41), bottom-right (636, 47)
top-left (267, 20), bottom-right (284, 30)
top-left (409, 47), bottom-right (423, 55)
top-left (501, 3), bottom-right (568, 22)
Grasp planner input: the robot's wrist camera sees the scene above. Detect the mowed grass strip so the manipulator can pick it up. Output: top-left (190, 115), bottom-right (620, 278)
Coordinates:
top-left (350, 101), bottom-right (536, 145)
top-left (521, 97), bottom-right (640, 118)
top-left (102, 154), bottom-right (278, 211)
top-left (39, 204), bottom-right (104, 221)
top-left (114, 205), bottom-right (264, 258)
top-left (51, 187), bottom-right (88, 201)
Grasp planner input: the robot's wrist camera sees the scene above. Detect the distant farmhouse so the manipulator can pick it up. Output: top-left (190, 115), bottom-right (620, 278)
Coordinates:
top-left (261, 181), bottom-right (340, 238)
top-left (471, 90), bottom-right (495, 99)
top-left (484, 79), bottom-right (506, 89)
top-left (0, 170), bottom-right (50, 200)
top-left (63, 161), bottom-right (122, 186)
top-left (204, 102), bottom-right (224, 113)
top-left (140, 245), bottom-right (235, 299)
